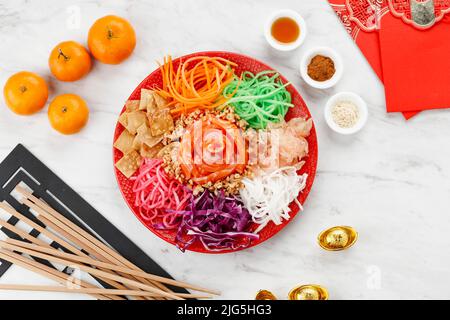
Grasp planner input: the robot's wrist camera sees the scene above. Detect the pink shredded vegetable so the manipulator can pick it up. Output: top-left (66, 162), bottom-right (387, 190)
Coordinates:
top-left (131, 158), bottom-right (192, 229)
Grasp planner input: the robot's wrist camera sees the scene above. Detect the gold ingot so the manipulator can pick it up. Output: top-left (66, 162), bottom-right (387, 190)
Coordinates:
top-left (288, 284), bottom-right (329, 300)
top-left (255, 290), bottom-right (277, 300)
top-left (318, 226), bottom-right (358, 251)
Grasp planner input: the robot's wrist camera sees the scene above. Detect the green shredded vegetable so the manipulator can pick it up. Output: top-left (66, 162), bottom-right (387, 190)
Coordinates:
top-left (222, 71), bottom-right (293, 129)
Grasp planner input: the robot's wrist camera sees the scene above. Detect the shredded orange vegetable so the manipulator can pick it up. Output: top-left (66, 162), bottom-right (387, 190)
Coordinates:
top-left (157, 56), bottom-right (237, 116)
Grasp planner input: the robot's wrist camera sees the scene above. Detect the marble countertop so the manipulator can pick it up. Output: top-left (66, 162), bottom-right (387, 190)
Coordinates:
top-left (1, 0), bottom-right (449, 300)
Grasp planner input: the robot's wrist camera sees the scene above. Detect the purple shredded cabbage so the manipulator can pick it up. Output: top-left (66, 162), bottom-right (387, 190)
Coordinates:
top-left (170, 190), bottom-right (259, 252)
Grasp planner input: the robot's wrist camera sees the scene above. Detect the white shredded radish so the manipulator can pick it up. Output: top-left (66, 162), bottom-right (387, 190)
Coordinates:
top-left (239, 167), bottom-right (308, 233)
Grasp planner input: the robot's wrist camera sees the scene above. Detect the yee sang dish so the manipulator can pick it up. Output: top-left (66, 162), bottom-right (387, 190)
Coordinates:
top-left (114, 54), bottom-right (315, 252)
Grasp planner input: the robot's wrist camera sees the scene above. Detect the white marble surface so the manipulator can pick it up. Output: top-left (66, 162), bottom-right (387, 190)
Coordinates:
top-left (0, 0), bottom-right (449, 300)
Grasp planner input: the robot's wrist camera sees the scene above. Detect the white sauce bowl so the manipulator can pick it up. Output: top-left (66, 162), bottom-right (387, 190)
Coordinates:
top-left (264, 9), bottom-right (307, 52)
top-left (324, 92), bottom-right (368, 135)
top-left (300, 47), bottom-right (343, 89)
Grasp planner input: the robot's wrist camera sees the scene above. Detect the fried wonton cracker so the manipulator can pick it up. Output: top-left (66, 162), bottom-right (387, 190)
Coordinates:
top-left (133, 124), bottom-right (163, 150)
top-left (140, 89), bottom-right (156, 112)
top-left (153, 92), bottom-right (168, 109)
top-left (146, 103), bottom-right (158, 118)
top-left (114, 130), bottom-right (135, 154)
top-left (125, 100), bottom-right (140, 112)
top-left (150, 108), bottom-right (174, 136)
top-left (140, 143), bottom-right (163, 159)
top-left (118, 112), bottom-right (128, 128)
top-left (115, 150), bottom-right (142, 178)
top-left (126, 111), bottom-right (147, 135)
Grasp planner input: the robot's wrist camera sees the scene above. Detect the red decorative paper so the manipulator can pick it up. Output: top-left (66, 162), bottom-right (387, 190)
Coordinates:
top-left (389, 0), bottom-right (450, 29)
top-left (329, 0), bottom-right (419, 119)
top-left (329, 0), bottom-right (385, 78)
top-left (379, 9), bottom-right (450, 113)
top-left (347, 0), bottom-right (389, 31)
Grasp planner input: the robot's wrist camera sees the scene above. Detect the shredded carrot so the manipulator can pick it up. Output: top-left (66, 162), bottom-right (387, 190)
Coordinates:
top-left (156, 56), bottom-right (237, 116)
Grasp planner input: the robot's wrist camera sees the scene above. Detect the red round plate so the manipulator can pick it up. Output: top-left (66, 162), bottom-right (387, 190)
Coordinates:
top-left (113, 51), bottom-right (318, 254)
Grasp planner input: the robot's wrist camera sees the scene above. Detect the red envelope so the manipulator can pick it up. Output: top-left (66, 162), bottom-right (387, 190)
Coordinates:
top-left (378, 1), bottom-right (450, 113)
top-left (329, 0), bottom-right (385, 79)
top-left (328, 0), bottom-right (418, 119)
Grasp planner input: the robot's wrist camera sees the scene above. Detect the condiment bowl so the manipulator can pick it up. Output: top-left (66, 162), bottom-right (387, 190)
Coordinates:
top-left (264, 9), bottom-right (307, 52)
top-left (324, 91), bottom-right (368, 135)
top-left (300, 47), bottom-right (343, 89)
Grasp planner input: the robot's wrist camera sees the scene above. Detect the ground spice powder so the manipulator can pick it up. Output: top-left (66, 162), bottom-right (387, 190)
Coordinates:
top-left (307, 55), bottom-right (336, 82)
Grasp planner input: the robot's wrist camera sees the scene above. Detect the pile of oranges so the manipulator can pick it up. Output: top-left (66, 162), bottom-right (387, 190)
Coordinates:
top-left (3, 15), bottom-right (136, 135)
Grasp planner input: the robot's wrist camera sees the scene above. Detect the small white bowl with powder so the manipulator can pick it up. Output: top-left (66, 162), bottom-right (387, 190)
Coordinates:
top-left (324, 92), bottom-right (368, 135)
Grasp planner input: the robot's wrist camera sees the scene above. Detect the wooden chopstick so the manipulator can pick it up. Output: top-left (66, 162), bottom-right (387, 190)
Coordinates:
top-left (0, 242), bottom-right (185, 300)
top-left (0, 249), bottom-right (115, 300)
top-left (0, 202), bottom-right (140, 300)
top-left (6, 187), bottom-right (219, 300)
top-left (0, 213), bottom-right (117, 299)
top-left (36, 214), bottom-right (151, 300)
top-left (5, 238), bottom-right (218, 295)
top-left (17, 188), bottom-right (173, 296)
top-left (0, 284), bottom-right (211, 299)
top-left (21, 200), bottom-right (161, 301)
top-left (1, 239), bottom-right (210, 299)
top-left (0, 201), bottom-right (88, 255)
top-left (0, 218), bottom-right (48, 247)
